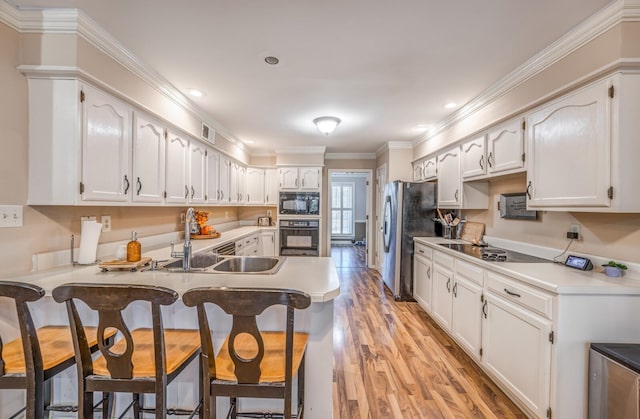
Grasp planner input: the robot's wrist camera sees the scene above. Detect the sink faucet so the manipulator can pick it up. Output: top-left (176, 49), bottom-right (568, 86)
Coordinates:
top-left (171, 207), bottom-right (195, 271)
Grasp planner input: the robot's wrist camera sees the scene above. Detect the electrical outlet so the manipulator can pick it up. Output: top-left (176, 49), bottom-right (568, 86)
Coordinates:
top-left (180, 212), bottom-right (186, 224)
top-left (267, 209), bottom-right (273, 218)
top-left (567, 223), bottom-right (581, 240)
top-left (0, 205), bottom-right (23, 228)
top-left (101, 215), bottom-right (111, 232)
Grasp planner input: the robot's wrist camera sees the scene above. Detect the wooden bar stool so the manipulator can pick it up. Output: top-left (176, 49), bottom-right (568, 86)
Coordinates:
top-left (182, 287), bottom-right (311, 419)
top-left (0, 280), bottom-right (115, 419)
top-left (52, 283), bottom-right (202, 419)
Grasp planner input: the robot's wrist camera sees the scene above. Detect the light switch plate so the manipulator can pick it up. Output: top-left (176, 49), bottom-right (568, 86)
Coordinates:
top-left (0, 205), bottom-right (23, 227)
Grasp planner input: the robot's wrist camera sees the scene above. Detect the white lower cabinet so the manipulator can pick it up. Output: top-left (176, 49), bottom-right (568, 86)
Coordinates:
top-left (451, 260), bottom-right (483, 361)
top-left (431, 251), bottom-right (454, 330)
top-left (261, 231), bottom-right (277, 256)
top-left (482, 290), bottom-right (552, 419)
top-left (413, 243), bottom-right (433, 312)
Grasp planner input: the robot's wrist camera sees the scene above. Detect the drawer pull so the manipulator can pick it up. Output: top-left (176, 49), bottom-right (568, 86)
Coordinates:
top-left (418, 249), bottom-right (424, 254)
top-left (504, 288), bottom-right (521, 298)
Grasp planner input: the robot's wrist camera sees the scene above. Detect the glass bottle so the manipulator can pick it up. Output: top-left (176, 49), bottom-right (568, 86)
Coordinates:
top-left (126, 231), bottom-right (141, 262)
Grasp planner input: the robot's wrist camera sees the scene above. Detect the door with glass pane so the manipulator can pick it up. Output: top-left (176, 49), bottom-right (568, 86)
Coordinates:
top-left (331, 182), bottom-right (354, 238)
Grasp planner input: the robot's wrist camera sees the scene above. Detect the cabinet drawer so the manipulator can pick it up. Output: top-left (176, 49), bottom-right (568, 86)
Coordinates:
top-left (455, 259), bottom-right (484, 286)
top-left (414, 242), bottom-right (432, 260)
top-left (434, 251), bottom-right (454, 270)
top-left (486, 271), bottom-right (553, 319)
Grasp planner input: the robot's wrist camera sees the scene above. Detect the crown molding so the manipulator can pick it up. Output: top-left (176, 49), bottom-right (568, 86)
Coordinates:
top-left (413, 0), bottom-right (640, 147)
top-left (325, 153), bottom-right (376, 160)
top-left (388, 141), bottom-right (413, 149)
top-left (2, 1), bottom-right (244, 148)
top-left (275, 146), bottom-right (326, 155)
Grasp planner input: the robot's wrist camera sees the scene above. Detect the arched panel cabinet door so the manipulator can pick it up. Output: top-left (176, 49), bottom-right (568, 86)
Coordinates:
top-left (437, 148), bottom-right (461, 207)
top-left (165, 129), bottom-right (189, 204)
top-left (132, 113), bottom-right (165, 203)
top-left (81, 85), bottom-right (132, 202)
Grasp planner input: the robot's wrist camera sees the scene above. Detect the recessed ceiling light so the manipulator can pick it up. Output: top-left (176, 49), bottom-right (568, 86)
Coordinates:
top-left (444, 102), bottom-right (457, 109)
top-left (244, 140), bottom-right (255, 144)
top-left (188, 89), bottom-right (204, 97)
top-left (413, 125), bottom-right (431, 132)
top-left (264, 56), bottom-right (280, 65)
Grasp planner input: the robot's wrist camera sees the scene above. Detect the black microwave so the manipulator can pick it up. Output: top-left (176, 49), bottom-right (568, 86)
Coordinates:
top-left (279, 192), bottom-right (320, 215)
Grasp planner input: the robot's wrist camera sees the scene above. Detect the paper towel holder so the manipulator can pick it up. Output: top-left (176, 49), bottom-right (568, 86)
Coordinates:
top-left (71, 234), bottom-right (99, 266)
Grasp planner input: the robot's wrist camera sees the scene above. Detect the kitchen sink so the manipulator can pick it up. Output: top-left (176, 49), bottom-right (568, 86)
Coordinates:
top-left (161, 254), bottom-right (285, 274)
top-left (162, 253), bottom-right (221, 271)
top-left (211, 256), bottom-right (286, 274)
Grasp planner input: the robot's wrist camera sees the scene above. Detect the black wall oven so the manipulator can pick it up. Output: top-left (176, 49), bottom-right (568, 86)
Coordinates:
top-left (279, 220), bottom-right (319, 256)
top-left (279, 192), bottom-right (320, 216)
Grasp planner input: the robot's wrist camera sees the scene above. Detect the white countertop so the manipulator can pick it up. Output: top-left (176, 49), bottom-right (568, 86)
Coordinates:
top-left (7, 226), bottom-right (340, 303)
top-left (414, 237), bottom-right (640, 295)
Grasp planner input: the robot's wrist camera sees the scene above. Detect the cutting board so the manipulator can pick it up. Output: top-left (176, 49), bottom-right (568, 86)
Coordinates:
top-left (191, 232), bottom-right (221, 240)
top-left (99, 257), bottom-right (152, 272)
top-left (460, 222), bottom-right (485, 242)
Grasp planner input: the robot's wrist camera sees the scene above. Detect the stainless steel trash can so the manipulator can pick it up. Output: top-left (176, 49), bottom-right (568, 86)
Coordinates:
top-left (589, 343), bottom-right (640, 419)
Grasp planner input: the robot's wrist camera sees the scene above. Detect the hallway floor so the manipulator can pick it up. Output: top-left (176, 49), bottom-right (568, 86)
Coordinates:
top-left (331, 245), bottom-right (526, 418)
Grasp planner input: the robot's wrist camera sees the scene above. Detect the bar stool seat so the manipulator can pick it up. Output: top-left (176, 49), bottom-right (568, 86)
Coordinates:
top-left (2, 326), bottom-right (112, 374)
top-left (214, 331), bottom-right (308, 383)
top-left (92, 328), bottom-right (201, 378)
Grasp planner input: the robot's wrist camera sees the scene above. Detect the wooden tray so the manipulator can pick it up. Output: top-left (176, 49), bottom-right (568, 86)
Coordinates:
top-left (99, 257), bottom-right (152, 272)
top-left (191, 232), bottom-right (221, 240)
top-left (460, 222), bottom-right (485, 242)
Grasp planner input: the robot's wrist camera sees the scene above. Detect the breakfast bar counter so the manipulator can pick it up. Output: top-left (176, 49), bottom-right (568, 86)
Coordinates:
top-left (0, 251), bottom-right (340, 419)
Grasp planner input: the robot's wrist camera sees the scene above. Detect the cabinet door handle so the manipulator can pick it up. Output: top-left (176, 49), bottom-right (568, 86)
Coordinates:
top-left (453, 282), bottom-right (458, 297)
top-left (266, 194), bottom-right (269, 202)
top-left (504, 288), bottom-right (521, 298)
top-left (479, 155), bottom-right (484, 170)
top-left (295, 178), bottom-right (298, 187)
top-left (302, 178), bottom-right (305, 187)
top-left (446, 278), bottom-right (451, 293)
top-left (526, 181), bottom-right (532, 199)
top-left (488, 152), bottom-right (494, 168)
top-left (123, 175), bottom-right (130, 195)
top-left (454, 189), bottom-right (459, 202)
top-left (136, 177), bottom-right (142, 195)
top-left (217, 190), bottom-right (220, 200)
top-left (427, 266), bottom-right (431, 279)
top-left (482, 300), bottom-right (488, 318)
top-left (247, 194), bottom-right (250, 202)
top-left (184, 185), bottom-right (189, 199)
top-left (191, 186), bottom-right (196, 199)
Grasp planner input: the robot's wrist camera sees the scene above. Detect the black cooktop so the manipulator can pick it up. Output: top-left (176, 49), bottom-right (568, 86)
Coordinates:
top-left (438, 243), bottom-right (550, 263)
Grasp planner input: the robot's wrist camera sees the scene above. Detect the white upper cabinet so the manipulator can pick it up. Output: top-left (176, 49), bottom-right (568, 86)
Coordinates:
top-left (300, 167), bottom-right (321, 190)
top-left (526, 73), bottom-right (640, 211)
top-left (218, 156), bottom-right (232, 204)
top-left (189, 141), bottom-right (207, 204)
top-left (413, 161), bottom-right (424, 181)
top-left (246, 168), bottom-right (265, 204)
top-left (278, 167), bottom-right (322, 190)
top-left (437, 148), bottom-right (461, 207)
top-left (423, 157), bottom-right (437, 181)
top-left (487, 118), bottom-right (525, 175)
top-left (238, 165), bottom-right (247, 203)
top-left (205, 149), bottom-right (220, 203)
top-left (80, 85), bottom-right (132, 202)
top-left (460, 135), bottom-right (486, 179)
top-left (165, 129), bottom-right (189, 204)
top-left (132, 113), bottom-right (165, 203)
top-left (526, 77), bottom-right (610, 209)
top-left (229, 162), bottom-right (240, 204)
top-left (264, 169), bottom-right (278, 205)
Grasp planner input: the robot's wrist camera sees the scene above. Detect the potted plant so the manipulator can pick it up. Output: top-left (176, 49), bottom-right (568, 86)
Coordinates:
top-left (603, 261), bottom-right (628, 277)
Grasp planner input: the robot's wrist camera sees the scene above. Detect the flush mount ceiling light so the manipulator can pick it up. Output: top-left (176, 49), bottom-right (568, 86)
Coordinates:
top-left (444, 102), bottom-right (457, 109)
top-left (188, 89), bottom-right (204, 97)
top-left (264, 56), bottom-right (280, 65)
top-left (313, 116), bottom-right (341, 135)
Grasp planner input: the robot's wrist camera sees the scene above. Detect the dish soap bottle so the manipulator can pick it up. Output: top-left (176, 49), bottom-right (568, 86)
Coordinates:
top-left (127, 231), bottom-right (141, 262)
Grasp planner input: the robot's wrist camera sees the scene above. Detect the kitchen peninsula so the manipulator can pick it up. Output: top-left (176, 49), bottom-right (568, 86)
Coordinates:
top-left (0, 231), bottom-right (339, 419)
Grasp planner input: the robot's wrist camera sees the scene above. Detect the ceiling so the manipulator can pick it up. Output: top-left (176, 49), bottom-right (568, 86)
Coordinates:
top-left (8, 0), bottom-right (612, 154)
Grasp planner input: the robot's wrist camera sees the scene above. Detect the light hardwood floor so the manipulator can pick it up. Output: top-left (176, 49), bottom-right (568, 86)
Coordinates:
top-left (331, 245), bottom-right (526, 418)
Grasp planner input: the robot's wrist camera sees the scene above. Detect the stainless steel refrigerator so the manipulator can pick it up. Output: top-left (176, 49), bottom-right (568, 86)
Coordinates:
top-left (382, 181), bottom-right (437, 300)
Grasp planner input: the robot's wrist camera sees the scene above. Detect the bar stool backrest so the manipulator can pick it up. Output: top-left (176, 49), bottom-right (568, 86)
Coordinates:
top-left (52, 283), bottom-right (178, 380)
top-left (0, 281), bottom-right (45, 378)
top-left (182, 287), bottom-right (311, 384)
